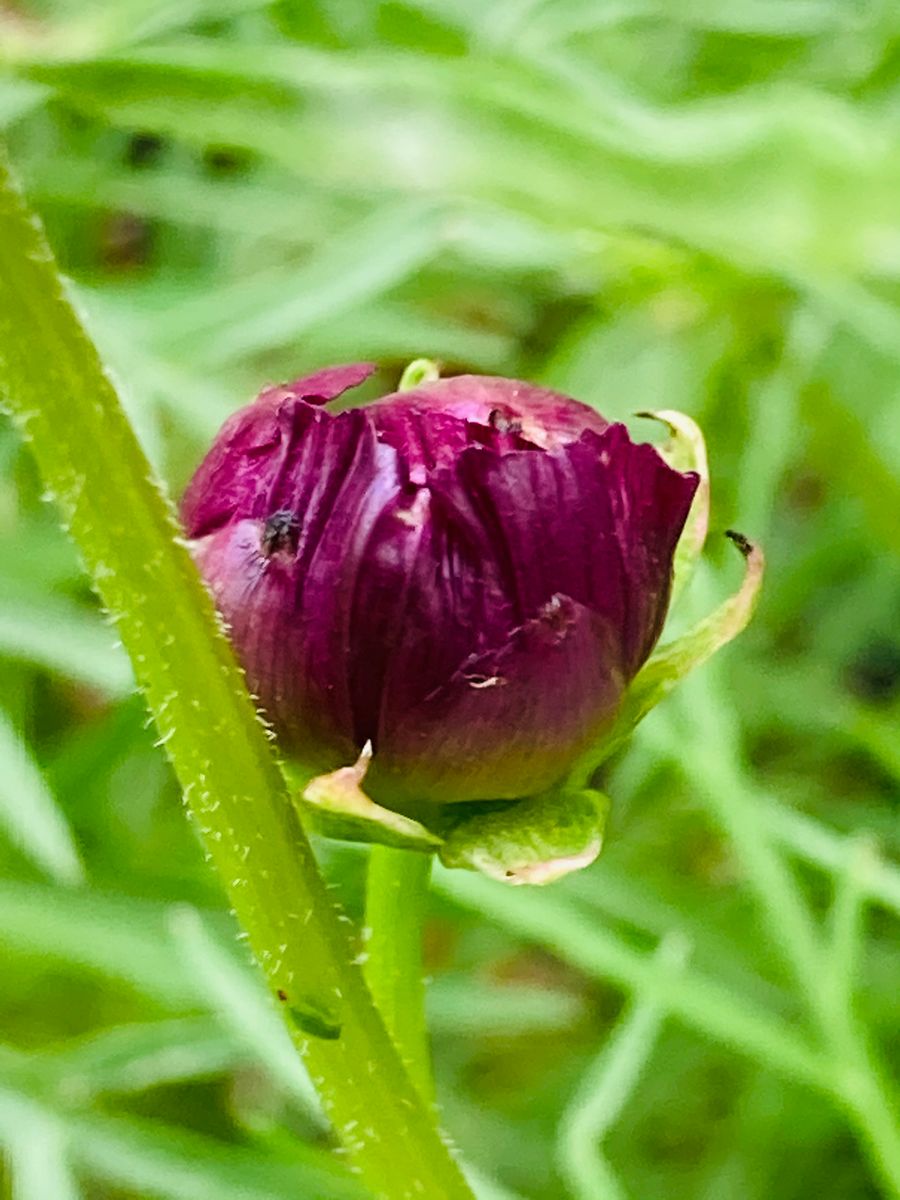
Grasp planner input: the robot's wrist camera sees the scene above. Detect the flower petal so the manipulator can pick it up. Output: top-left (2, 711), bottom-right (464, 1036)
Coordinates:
top-left (426, 425), bottom-right (698, 675)
top-left (191, 407), bottom-right (401, 765)
top-left (349, 484), bottom-right (515, 747)
top-left (180, 363), bottom-right (375, 537)
top-left (259, 362), bottom-right (376, 407)
top-left (370, 374), bottom-right (609, 484)
top-left (369, 594), bottom-right (626, 805)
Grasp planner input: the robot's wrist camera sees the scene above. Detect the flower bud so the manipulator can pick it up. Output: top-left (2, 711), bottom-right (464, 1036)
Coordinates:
top-left (182, 364), bottom-right (698, 811)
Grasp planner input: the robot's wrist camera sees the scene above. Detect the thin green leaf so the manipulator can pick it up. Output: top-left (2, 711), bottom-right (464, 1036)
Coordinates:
top-left (0, 707), bottom-right (84, 883)
top-left (0, 879), bottom-right (199, 1007)
top-left (0, 1082), bottom-right (362, 1200)
top-left (582, 532), bottom-right (764, 772)
top-left (557, 933), bottom-right (690, 1200)
top-left (68, 1110), bottom-right (363, 1200)
top-left (428, 977), bottom-right (583, 1036)
top-left (44, 1017), bottom-right (248, 1098)
top-left (144, 201), bottom-right (450, 367)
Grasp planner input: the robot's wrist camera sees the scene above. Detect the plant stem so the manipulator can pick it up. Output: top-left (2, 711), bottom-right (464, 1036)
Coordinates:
top-left (0, 150), bottom-right (473, 1200)
top-left (365, 846), bottom-right (434, 1102)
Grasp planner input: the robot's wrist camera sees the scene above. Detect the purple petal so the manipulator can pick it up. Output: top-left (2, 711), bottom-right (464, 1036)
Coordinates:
top-left (191, 406), bottom-right (401, 766)
top-left (258, 362), bottom-right (376, 407)
top-left (181, 363), bottom-right (375, 537)
top-left (370, 374), bottom-right (608, 485)
top-left (192, 519), bottom-right (357, 768)
top-left (348, 485), bottom-right (515, 744)
top-left (369, 595), bottom-right (625, 805)
top-left (428, 425), bottom-right (698, 675)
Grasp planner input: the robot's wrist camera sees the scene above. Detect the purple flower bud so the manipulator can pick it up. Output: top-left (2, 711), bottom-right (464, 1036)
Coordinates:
top-left (182, 364), bottom-right (698, 807)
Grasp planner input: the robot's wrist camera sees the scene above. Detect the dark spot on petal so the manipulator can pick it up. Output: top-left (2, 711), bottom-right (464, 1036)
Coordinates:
top-left (276, 989), bottom-right (288, 1002)
top-left (488, 408), bottom-right (523, 435)
top-left (261, 510), bottom-right (300, 558)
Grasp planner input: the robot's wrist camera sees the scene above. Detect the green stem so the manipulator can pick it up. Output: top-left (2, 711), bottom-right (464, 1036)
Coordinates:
top-left (0, 149), bottom-right (473, 1200)
top-left (365, 846), bottom-right (434, 1102)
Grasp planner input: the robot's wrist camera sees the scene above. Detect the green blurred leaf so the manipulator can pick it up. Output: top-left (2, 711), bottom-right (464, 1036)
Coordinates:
top-left (428, 977), bottom-right (583, 1036)
top-left (0, 1080), bottom-right (363, 1200)
top-left (558, 934), bottom-right (691, 1200)
top-left (143, 201), bottom-right (451, 367)
top-left (0, 1102), bottom-right (82, 1200)
top-left (0, 707), bottom-right (84, 883)
top-left (0, 596), bottom-right (133, 694)
top-left (43, 1017), bottom-right (249, 1098)
top-left (0, 880), bottom-right (198, 1007)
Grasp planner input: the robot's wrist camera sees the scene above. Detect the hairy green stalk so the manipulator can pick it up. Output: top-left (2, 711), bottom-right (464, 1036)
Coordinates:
top-left (0, 150), bottom-right (473, 1200)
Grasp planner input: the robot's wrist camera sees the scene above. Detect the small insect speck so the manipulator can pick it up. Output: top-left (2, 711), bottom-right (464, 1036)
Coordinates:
top-left (261, 509), bottom-right (300, 557)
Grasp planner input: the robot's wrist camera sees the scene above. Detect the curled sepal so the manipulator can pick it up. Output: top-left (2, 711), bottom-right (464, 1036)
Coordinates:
top-left (578, 530), bottom-right (764, 774)
top-left (298, 744), bottom-right (442, 851)
top-left (438, 788), bottom-right (610, 885)
top-left (638, 410), bottom-right (709, 605)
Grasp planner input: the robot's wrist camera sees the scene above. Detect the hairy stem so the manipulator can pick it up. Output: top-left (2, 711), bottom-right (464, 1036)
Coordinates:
top-left (365, 846), bottom-right (434, 1102)
top-left (0, 150), bottom-right (473, 1200)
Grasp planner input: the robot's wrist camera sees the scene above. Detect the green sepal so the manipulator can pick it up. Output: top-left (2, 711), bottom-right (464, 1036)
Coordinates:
top-left (290, 750), bottom-right (610, 884)
top-left (637, 409), bottom-right (710, 606)
top-left (294, 745), bottom-right (442, 851)
top-left (438, 788), bottom-right (610, 885)
top-left (574, 530), bottom-right (764, 777)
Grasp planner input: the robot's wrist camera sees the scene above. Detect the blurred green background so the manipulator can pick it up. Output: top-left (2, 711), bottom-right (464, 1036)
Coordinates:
top-left (1, 2), bottom-right (899, 1198)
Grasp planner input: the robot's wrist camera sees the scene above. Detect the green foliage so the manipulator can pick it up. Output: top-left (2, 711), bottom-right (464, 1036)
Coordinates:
top-left (0, 2), bottom-right (898, 1198)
